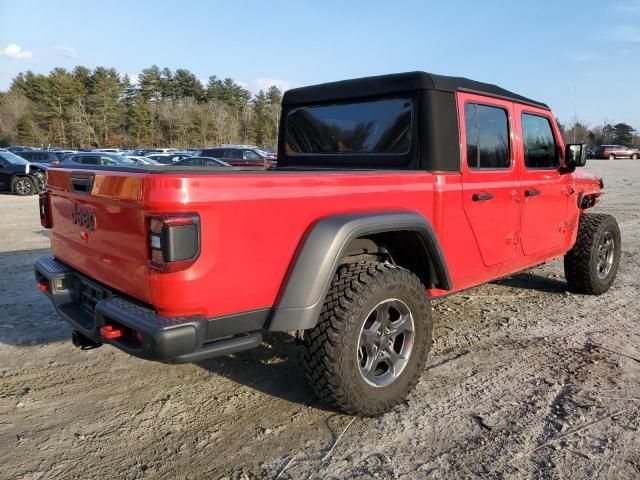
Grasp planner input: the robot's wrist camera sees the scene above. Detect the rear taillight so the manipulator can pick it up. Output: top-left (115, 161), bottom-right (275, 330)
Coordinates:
top-left (37, 278), bottom-right (49, 292)
top-left (148, 214), bottom-right (200, 272)
top-left (39, 190), bottom-right (52, 228)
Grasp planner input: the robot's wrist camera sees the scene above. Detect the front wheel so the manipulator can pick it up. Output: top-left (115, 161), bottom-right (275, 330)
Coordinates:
top-left (631, 153), bottom-right (638, 160)
top-left (12, 176), bottom-right (36, 196)
top-left (608, 154), bottom-right (616, 160)
top-left (303, 261), bottom-right (432, 416)
top-left (564, 214), bottom-right (621, 294)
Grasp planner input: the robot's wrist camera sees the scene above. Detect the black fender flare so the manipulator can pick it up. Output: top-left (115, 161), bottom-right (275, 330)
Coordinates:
top-left (267, 210), bottom-right (451, 331)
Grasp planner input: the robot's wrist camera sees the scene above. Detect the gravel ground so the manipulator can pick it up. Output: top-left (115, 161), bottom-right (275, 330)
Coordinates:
top-left (0, 161), bottom-right (639, 480)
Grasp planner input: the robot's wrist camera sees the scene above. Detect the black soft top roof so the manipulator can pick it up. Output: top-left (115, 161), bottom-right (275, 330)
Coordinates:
top-left (282, 71), bottom-right (549, 110)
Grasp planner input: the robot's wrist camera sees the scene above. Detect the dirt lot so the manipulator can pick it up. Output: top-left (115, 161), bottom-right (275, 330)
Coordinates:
top-left (1, 161), bottom-right (639, 480)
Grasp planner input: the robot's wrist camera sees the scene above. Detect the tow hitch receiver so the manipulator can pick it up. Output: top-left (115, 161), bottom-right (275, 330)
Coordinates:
top-left (100, 325), bottom-right (125, 340)
top-left (72, 331), bottom-right (102, 350)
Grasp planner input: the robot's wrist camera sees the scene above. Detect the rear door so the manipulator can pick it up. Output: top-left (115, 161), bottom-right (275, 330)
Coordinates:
top-left (77, 155), bottom-right (100, 165)
top-left (224, 149), bottom-right (243, 166)
top-left (458, 92), bottom-right (520, 266)
top-left (514, 105), bottom-right (570, 257)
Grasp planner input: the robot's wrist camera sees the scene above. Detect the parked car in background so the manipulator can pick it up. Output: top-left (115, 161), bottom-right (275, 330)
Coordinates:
top-left (16, 149), bottom-right (76, 165)
top-left (0, 149), bottom-right (43, 195)
top-left (8, 146), bottom-right (37, 153)
top-left (172, 156), bottom-right (230, 167)
top-left (199, 146), bottom-right (274, 167)
top-left (258, 147), bottom-right (277, 162)
top-left (60, 152), bottom-right (137, 167)
top-left (595, 145), bottom-right (639, 159)
top-left (142, 148), bottom-right (180, 155)
top-left (145, 153), bottom-right (194, 164)
top-left (126, 156), bottom-right (161, 165)
top-left (93, 148), bottom-right (125, 154)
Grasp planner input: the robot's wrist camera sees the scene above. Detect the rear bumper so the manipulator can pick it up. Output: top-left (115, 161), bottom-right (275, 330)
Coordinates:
top-left (34, 256), bottom-right (265, 362)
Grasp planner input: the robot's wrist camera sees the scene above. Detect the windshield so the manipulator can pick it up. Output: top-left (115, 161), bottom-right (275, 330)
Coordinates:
top-left (0, 150), bottom-right (30, 165)
top-left (285, 97), bottom-right (413, 155)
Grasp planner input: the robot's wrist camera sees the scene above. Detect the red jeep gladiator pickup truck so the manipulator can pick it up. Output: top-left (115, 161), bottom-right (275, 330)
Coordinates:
top-left (35, 72), bottom-right (620, 415)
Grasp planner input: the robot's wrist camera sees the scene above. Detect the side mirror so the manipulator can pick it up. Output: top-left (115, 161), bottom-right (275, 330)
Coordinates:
top-left (565, 143), bottom-right (587, 169)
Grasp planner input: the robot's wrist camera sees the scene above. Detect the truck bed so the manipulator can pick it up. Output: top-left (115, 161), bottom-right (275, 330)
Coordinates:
top-left (45, 166), bottom-right (466, 320)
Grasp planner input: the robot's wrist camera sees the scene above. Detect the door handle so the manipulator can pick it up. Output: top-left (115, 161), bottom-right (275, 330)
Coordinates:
top-left (472, 193), bottom-right (494, 201)
top-left (524, 189), bottom-right (541, 197)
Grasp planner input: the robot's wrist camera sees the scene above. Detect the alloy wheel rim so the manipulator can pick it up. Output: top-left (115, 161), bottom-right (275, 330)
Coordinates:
top-left (16, 179), bottom-right (31, 195)
top-left (357, 298), bottom-right (415, 387)
top-left (597, 231), bottom-right (615, 279)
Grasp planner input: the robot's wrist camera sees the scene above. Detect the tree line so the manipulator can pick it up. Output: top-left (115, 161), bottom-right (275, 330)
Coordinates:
top-left (0, 65), bottom-right (282, 148)
top-left (0, 65), bottom-right (638, 149)
top-left (557, 119), bottom-right (638, 149)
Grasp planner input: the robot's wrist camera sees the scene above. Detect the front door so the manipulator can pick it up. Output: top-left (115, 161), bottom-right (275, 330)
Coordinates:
top-left (515, 106), bottom-right (570, 257)
top-left (459, 93), bottom-right (520, 267)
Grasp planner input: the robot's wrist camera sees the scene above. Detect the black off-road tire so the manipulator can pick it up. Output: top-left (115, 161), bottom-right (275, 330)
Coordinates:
top-left (564, 213), bottom-right (621, 295)
top-left (303, 261), bottom-right (432, 416)
top-left (11, 176), bottom-right (36, 196)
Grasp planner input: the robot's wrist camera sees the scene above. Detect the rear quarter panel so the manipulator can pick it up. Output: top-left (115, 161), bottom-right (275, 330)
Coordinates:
top-left (143, 171), bottom-right (458, 318)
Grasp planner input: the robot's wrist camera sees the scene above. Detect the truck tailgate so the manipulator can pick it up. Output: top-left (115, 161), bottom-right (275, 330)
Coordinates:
top-left (47, 169), bottom-right (151, 303)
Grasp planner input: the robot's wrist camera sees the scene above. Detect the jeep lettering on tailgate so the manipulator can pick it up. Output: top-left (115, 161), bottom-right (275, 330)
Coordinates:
top-left (71, 203), bottom-right (96, 230)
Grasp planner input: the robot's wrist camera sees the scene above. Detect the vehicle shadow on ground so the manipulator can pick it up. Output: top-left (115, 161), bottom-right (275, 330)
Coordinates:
top-left (492, 271), bottom-right (568, 293)
top-left (197, 332), bottom-right (329, 410)
top-left (0, 247), bottom-right (72, 346)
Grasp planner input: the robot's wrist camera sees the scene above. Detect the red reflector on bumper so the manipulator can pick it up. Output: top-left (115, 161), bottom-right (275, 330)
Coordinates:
top-left (37, 281), bottom-right (49, 292)
top-left (100, 325), bottom-right (124, 339)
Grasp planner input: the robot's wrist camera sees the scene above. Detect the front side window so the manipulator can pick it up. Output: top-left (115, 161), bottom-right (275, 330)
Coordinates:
top-left (522, 113), bottom-right (559, 169)
top-left (465, 103), bottom-right (510, 169)
top-left (243, 150), bottom-right (260, 160)
top-left (285, 97), bottom-right (412, 155)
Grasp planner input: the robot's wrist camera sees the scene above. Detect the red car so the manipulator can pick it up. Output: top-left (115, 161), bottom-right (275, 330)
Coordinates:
top-left (595, 144), bottom-right (639, 159)
top-left (35, 72), bottom-right (619, 415)
top-left (199, 146), bottom-right (275, 167)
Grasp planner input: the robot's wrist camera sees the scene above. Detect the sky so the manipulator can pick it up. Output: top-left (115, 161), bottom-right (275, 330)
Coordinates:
top-left (1, 0), bottom-right (639, 129)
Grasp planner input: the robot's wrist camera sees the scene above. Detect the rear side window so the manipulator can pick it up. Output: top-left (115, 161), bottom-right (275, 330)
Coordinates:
top-left (522, 114), bottom-right (559, 169)
top-left (226, 149), bottom-right (241, 159)
top-left (78, 156), bottom-right (100, 165)
top-left (285, 97), bottom-right (412, 155)
top-left (465, 103), bottom-right (510, 169)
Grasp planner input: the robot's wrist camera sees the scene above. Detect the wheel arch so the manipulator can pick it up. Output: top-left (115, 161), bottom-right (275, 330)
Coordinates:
top-left (267, 211), bottom-right (451, 331)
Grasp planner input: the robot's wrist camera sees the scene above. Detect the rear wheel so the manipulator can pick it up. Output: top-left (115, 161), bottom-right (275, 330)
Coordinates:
top-left (303, 261), bottom-right (432, 416)
top-left (631, 153), bottom-right (638, 160)
top-left (564, 214), bottom-right (621, 294)
top-left (608, 154), bottom-right (615, 160)
top-left (12, 176), bottom-right (36, 196)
